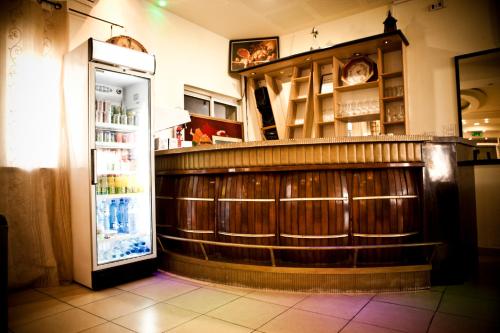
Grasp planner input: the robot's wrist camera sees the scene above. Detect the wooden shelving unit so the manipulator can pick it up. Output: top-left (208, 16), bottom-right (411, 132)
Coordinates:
top-left (238, 30), bottom-right (409, 139)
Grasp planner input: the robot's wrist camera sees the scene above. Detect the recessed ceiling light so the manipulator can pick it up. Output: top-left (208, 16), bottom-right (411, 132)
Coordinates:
top-left (462, 120), bottom-right (467, 124)
top-left (157, 0), bottom-right (167, 7)
top-left (384, 40), bottom-right (390, 44)
top-left (474, 122), bottom-right (480, 126)
top-left (485, 118), bottom-right (490, 123)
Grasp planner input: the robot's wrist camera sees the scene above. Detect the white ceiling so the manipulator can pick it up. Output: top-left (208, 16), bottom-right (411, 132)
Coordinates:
top-left (158, 0), bottom-right (393, 39)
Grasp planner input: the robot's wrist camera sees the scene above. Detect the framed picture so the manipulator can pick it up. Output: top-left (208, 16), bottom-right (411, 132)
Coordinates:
top-left (212, 135), bottom-right (242, 144)
top-left (229, 36), bottom-right (279, 73)
top-left (185, 113), bottom-right (244, 145)
top-left (320, 74), bottom-right (334, 93)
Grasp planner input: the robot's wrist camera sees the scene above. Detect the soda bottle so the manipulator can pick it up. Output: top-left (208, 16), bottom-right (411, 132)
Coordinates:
top-left (109, 199), bottom-right (118, 231)
top-left (115, 175), bottom-right (123, 194)
top-left (101, 174), bottom-right (108, 194)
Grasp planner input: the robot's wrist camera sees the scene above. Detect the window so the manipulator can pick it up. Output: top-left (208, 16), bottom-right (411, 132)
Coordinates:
top-left (184, 86), bottom-right (239, 121)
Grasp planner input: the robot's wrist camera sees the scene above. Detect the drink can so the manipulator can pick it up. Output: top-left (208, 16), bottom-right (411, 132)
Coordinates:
top-left (115, 132), bottom-right (123, 143)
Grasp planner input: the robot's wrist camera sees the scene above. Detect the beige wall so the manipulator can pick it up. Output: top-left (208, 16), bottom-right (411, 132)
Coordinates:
top-left (280, 0), bottom-right (500, 135)
top-left (68, 0), bottom-right (241, 130)
top-left (474, 164), bottom-right (500, 249)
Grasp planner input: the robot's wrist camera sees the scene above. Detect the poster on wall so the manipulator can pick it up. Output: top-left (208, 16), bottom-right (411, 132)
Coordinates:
top-left (185, 114), bottom-right (244, 145)
top-left (229, 36), bottom-right (279, 72)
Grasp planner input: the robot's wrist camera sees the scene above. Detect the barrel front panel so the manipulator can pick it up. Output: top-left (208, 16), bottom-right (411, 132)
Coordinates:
top-left (349, 168), bottom-right (422, 265)
top-left (278, 170), bottom-right (349, 265)
top-left (176, 175), bottom-right (217, 258)
top-left (156, 175), bottom-right (178, 237)
top-left (217, 173), bottom-right (277, 263)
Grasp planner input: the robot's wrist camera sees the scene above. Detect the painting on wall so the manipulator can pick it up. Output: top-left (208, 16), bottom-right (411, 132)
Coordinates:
top-left (185, 114), bottom-right (244, 145)
top-left (229, 36), bottom-right (279, 72)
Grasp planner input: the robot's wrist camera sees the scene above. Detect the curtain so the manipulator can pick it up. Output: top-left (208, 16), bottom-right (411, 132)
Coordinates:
top-left (0, 0), bottom-right (72, 288)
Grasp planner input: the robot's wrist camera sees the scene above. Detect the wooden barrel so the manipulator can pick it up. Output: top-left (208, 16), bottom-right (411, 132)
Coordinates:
top-left (155, 175), bottom-right (177, 238)
top-left (278, 170), bottom-right (350, 265)
top-left (217, 173), bottom-right (277, 264)
top-left (349, 168), bottom-right (422, 266)
top-left (175, 175), bottom-right (217, 258)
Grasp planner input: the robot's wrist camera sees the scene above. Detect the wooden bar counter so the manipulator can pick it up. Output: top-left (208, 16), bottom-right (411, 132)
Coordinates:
top-left (155, 136), bottom-right (476, 291)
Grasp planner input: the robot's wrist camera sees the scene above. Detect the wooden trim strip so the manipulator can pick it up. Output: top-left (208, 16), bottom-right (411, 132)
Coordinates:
top-left (219, 198), bottom-right (275, 202)
top-left (352, 195), bottom-right (417, 200)
top-left (279, 197), bottom-right (347, 202)
top-left (353, 232), bottom-right (419, 238)
top-left (156, 224), bottom-right (173, 228)
top-left (177, 197), bottom-right (214, 202)
top-left (177, 228), bottom-right (214, 234)
top-left (219, 231), bottom-right (276, 238)
top-left (280, 233), bottom-right (349, 239)
top-left (156, 196), bottom-right (174, 200)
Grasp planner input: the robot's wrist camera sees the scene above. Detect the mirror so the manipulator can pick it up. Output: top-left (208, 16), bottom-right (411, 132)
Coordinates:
top-left (455, 48), bottom-right (500, 159)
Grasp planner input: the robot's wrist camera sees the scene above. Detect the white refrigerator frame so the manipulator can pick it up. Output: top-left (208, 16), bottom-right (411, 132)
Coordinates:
top-left (64, 39), bottom-right (156, 288)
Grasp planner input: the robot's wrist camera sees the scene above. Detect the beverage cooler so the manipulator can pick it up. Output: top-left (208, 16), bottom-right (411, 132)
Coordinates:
top-left (64, 39), bottom-right (156, 289)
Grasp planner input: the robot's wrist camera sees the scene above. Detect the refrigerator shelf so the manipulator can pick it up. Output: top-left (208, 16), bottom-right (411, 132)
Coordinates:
top-left (98, 170), bottom-right (136, 175)
top-left (96, 142), bottom-right (135, 149)
top-left (96, 192), bottom-right (142, 199)
top-left (96, 122), bottom-right (139, 132)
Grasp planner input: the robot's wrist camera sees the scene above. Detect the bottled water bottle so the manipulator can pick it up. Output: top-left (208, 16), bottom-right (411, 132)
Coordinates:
top-left (118, 198), bottom-right (129, 233)
top-left (96, 201), bottom-right (105, 234)
top-left (103, 199), bottom-right (110, 231)
top-left (109, 199), bottom-right (118, 231)
top-left (128, 199), bottom-right (136, 234)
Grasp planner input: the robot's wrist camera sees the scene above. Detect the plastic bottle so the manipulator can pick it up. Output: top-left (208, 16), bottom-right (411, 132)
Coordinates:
top-left (96, 201), bottom-right (105, 234)
top-left (109, 199), bottom-right (118, 231)
top-left (101, 175), bottom-right (108, 194)
top-left (118, 198), bottom-right (129, 233)
top-left (102, 199), bottom-right (110, 231)
top-left (108, 175), bottom-right (115, 194)
top-left (128, 198), bottom-right (136, 234)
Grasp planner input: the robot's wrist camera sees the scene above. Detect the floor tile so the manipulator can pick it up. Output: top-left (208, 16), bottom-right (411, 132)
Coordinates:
top-left (373, 290), bottom-right (442, 310)
top-left (246, 290), bottom-right (308, 307)
top-left (354, 301), bottom-right (433, 333)
top-left (207, 297), bottom-right (287, 329)
top-left (438, 293), bottom-right (500, 323)
top-left (168, 315), bottom-right (253, 333)
top-left (428, 312), bottom-right (500, 333)
top-left (209, 283), bottom-right (255, 296)
top-left (341, 321), bottom-right (402, 333)
top-left (8, 289), bottom-right (51, 307)
top-left (130, 278), bottom-right (199, 301)
top-left (36, 283), bottom-right (83, 298)
top-left (445, 283), bottom-right (500, 301)
top-left (115, 273), bottom-right (168, 291)
top-left (260, 308), bottom-right (347, 333)
top-left (295, 294), bottom-right (372, 320)
top-left (81, 322), bottom-right (135, 332)
top-left (160, 270), bottom-right (212, 286)
top-left (113, 302), bottom-right (198, 332)
top-left (12, 308), bottom-right (105, 333)
top-left (165, 286), bottom-right (240, 313)
top-left (8, 297), bottom-right (73, 329)
top-left (54, 285), bottom-right (123, 306)
top-left (80, 292), bottom-right (156, 320)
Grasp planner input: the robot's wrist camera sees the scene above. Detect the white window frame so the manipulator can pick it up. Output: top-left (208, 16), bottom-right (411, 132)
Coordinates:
top-left (184, 86), bottom-right (241, 121)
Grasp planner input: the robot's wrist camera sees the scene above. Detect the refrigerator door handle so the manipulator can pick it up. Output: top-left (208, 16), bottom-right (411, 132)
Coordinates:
top-left (91, 148), bottom-right (97, 185)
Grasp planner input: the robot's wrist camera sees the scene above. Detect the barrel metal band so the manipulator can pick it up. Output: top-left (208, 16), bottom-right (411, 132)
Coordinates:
top-left (280, 233), bottom-right (349, 239)
top-left (353, 195), bottom-right (417, 200)
top-left (178, 228), bottom-right (214, 234)
top-left (219, 198), bottom-right (275, 202)
top-left (280, 197), bottom-right (347, 202)
top-left (353, 232), bottom-right (418, 238)
top-left (177, 197), bottom-right (214, 202)
top-left (219, 231), bottom-right (275, 238)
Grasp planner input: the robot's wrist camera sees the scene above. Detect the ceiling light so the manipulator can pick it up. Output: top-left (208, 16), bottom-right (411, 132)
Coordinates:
top-left (485, 118), bottom-right (489, 123)
top-left (462, 120), bottom-right (466, 124)
top-left (157, 0), bottom-right (167, 7)
top-left (474, 122), bottom-right (480, 126)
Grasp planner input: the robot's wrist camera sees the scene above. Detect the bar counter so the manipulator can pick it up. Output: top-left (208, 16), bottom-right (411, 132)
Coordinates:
top-left (154, 136), bottom-right (476, 291)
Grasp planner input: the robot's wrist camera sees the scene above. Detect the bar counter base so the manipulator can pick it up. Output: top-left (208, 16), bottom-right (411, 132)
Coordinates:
top-left (159, 251), bottom-right (431, 292)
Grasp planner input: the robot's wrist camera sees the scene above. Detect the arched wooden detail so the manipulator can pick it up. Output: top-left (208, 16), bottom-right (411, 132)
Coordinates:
top-left (175, 175), bottom-right (217, 258)
top-left (278, 171), bottom-right (350, 264)
top-left (348, 168), bottom-right (422, 265)
top-left (217, 173), bottom-right (278, 263)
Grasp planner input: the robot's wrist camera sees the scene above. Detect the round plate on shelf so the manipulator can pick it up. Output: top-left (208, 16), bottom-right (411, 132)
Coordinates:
top-left (341, 56), bottom-right (374, 85)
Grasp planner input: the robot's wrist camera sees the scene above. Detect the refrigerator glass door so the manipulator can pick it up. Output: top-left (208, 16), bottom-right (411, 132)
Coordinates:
top-left (93, 67), bottom-right (153, 266)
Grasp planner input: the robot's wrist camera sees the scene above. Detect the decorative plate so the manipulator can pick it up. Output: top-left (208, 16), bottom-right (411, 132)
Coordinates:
top-left (106, 35), bottom-right (148, 53)
top-left (341, 56), bottom-right (374, 85)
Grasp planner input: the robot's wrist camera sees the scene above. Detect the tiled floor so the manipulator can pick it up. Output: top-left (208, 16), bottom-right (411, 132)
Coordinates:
top-left (7, 257), bottom-right (500, 333)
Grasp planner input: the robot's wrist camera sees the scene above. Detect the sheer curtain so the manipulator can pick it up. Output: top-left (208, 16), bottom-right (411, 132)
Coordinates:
top-left (0, 0), bottom-right (72, 288)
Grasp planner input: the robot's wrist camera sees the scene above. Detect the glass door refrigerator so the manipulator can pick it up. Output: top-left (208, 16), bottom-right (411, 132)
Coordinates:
top-left (64, 39), bottom-right (156, 289)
